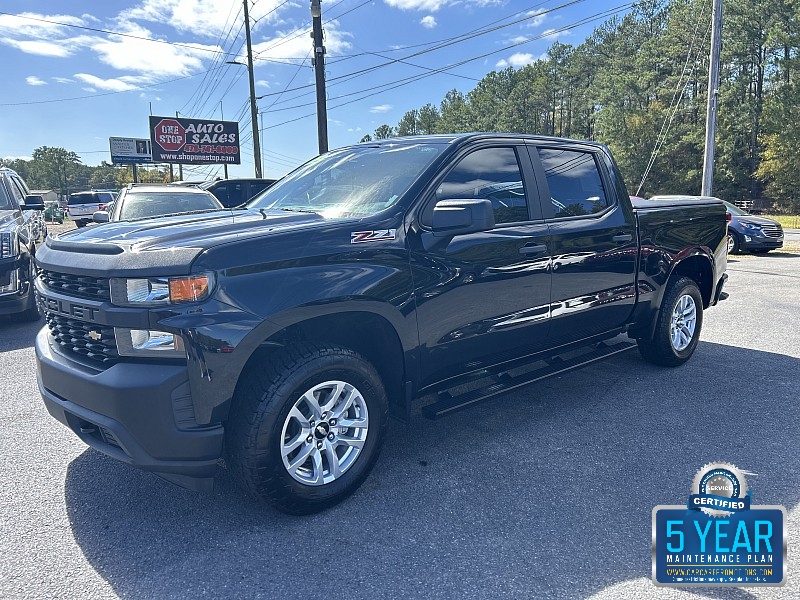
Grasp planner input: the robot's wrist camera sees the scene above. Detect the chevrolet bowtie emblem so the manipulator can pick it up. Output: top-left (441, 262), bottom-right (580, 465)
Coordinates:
top-left (88, 330), bottom-right (102, 341)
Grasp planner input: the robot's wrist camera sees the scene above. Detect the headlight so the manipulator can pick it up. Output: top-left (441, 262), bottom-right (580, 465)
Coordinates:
top-left (115, 328), bottom-right (185, 358)
top-left (0, 231), bottom-right (19, 259)
top-left (110, 273), bottom-right (214, 306)
top-left (739, 222), bottom-right (760, 230)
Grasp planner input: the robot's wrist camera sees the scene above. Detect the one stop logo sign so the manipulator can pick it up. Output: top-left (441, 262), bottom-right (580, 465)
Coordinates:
top-left (153, 118), bottom-right (185, 151)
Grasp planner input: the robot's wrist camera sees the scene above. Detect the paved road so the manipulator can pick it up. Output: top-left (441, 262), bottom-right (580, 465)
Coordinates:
top-left (1, 252), bottom-right (798, 599)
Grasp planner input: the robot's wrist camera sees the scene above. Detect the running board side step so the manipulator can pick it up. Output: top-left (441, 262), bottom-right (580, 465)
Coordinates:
top-left (421, 340), bottom-right (637, 419)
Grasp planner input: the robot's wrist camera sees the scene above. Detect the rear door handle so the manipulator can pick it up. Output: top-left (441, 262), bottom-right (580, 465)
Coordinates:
top-left (519, 244), bottom-right (548, 255)
top-left (612, 233), bottom-right (632, 243)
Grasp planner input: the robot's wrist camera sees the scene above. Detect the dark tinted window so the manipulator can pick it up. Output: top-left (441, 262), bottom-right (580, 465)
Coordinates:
top-left (225, 182), bottom-right (244, 207)
top-left (68, 193), bottom-right (95, 205)
top-left (537, 148), bottom-right (610, 217)
top-left (249, 180), bottom-right (274, 198)
top-left (434, 147), bottom-right (529, 224)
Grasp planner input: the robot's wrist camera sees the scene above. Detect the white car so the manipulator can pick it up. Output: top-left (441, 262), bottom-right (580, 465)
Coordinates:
top-left (66, 190), bottom-right (116, 227)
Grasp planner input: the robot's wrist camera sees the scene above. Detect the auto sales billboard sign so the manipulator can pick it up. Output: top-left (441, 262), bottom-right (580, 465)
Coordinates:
top-left (149, 116), bottom-right (240, 165)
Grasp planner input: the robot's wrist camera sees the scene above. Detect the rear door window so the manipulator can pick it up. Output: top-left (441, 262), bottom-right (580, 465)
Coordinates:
top-left (536, 148), bottom-right (610, 218)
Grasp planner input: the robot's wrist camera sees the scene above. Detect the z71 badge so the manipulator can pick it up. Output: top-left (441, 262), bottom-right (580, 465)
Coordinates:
top-left (351, 229), bottom-right (397, 244)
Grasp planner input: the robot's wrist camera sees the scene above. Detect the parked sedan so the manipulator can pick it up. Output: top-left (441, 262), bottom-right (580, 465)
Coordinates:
top-left (723, 201), bottom-right (784, 254)
top-left (92, 184), bottom-right (224, 223)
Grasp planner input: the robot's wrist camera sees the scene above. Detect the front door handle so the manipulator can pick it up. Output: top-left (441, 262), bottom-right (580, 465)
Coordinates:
top-left (612, 233), bottom-right (633, 243)
top-left (519, 243), bottom-right (548, 255)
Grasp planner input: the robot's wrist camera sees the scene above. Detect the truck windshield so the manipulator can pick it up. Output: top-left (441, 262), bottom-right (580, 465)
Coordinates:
top-left (247, 143), bottom-right (441, 218)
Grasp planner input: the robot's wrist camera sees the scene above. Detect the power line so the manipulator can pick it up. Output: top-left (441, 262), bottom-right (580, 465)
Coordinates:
top-left (263, 3), bottom-right (634, 130)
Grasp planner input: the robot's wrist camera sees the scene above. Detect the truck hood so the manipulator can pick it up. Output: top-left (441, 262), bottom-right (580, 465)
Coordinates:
top-left (51, 208), bottom-right (324, 251)
top-left (37, 208), bottom-right (325, 277)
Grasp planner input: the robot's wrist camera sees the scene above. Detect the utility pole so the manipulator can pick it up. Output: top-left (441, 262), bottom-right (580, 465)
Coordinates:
top-left (701, 0), bottom-right (723, 197)
top-left (243, 0), bottom-right (263, 177)
top-left (221, 101), bottom-right (228, 179)
top-left (176, 111), bottom-right (184, 181)
top-left (311, 0), bottom-right (329, 154)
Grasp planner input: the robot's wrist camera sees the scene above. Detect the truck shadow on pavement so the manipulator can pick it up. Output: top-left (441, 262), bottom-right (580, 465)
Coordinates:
top-left (64, 341), bottom-right (798, 599)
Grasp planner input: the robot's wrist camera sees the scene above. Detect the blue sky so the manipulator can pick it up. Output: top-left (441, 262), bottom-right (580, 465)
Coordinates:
top-left (0, 0), bottom-right (634, 180)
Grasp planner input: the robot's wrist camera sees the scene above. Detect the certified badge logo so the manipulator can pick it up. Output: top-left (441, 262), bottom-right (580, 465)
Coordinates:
top-left (690, 462), bottom-right (750, 517)
top-left (652, 461), bottom-right (787, 587)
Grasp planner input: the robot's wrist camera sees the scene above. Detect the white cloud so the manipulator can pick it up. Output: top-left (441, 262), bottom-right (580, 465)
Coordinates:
top-left (420, 15), bottom-right (437, 28)
top-left (385, 0), bottom-right (447, 10)
top-left (90, 21), bottom-right (217, 77)
top-left (385, 0), bottom-right (500, 10)
top-left (496, 53), bottom-right (536, 68)
top-left (74, 73), bottom-right (147, 92)
top-left (0, 12), bottom-right (87, 38)
top-left (1, 38), bottom-right (73, 57)
top-left (250, 21), bottom-right (351, 66)
top-left (120, 0), bottom-right (291, 39)
top-left (542, 29), bottom-right (570, 40)
top-left (52, 77), bottom-right (74, 84)
top-left (507, 35), bottom-right (529, 45)
top-left (256, 80), bottom-right (270, 88)
top-left (25, 76), bottom-right (47, 86)
top-left (526, 9), bottom-right (547, 28)
top-left (370, 104), bottom-right (392, 113)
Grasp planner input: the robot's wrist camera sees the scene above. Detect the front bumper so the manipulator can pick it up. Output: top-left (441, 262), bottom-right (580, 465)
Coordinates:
top-left (741, 234), bottom-right (783, 250)
top-left (0, 258), bottom-right (32, 316)
top-left (35, 327), bottom-right (224, 490)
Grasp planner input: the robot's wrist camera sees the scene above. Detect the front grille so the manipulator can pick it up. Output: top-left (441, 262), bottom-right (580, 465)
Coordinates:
top-left (46, 313), bottom-right (118, 366)
top-left (761, 225), bottom-right (783, 239)
top-left (40, 270), bottom-right (110, 301)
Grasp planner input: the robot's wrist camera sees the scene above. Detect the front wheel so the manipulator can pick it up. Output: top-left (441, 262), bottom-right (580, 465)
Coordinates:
top-left (727, 232), bottom-right (740, 254)
top-left (637, 277), bottom-right (703, 367)
top-left (225, 343), bottom-right (389, 514)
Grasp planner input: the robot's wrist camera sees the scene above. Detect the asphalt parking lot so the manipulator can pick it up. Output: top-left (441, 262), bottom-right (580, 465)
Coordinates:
top-left (1, 237), bottom-right (798, 599)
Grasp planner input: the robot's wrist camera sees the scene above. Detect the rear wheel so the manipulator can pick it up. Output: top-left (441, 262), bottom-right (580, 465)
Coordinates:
top-left (637, 277), bottom-right (703, 367)
top-left (75, 220), bottom-right (86, 228)
top-left (225, 343), bottom-right (389, 514)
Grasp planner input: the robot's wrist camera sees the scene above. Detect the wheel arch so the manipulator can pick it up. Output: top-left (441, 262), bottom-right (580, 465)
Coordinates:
top-left (226, 308), bottom-right (409, 423)
top-left (665, 251), bottom-right (715, 309)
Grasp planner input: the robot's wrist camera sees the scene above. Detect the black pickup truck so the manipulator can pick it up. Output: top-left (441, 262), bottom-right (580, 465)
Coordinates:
top-left (34, 134), bottom-right (727, 514)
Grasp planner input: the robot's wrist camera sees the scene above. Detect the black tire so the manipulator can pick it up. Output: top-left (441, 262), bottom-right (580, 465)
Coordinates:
top-left (727, 231), bottom-right (741, 254)
top-left (18, 258), bottom-right (41, 322)
top-left (75, 220), bottom-right (86, 228)
top-left (637, 277), bottom-right (703, 367)
top-left (225, 343), bottom-right (389, 514)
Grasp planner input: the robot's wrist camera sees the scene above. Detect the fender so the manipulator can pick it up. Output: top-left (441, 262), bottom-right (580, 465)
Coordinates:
top-left (174, 298), bottom-right (416, 425)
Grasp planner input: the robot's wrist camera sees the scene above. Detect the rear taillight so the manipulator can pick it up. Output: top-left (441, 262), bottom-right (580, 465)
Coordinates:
top-left (726, 212), bottom-right (732, 222)
top-left (98, 203), bottom-right (107, 211)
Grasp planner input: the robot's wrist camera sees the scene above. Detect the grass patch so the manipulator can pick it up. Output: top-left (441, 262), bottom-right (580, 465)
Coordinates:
top-left (760, 214), bottom-right (800, 229)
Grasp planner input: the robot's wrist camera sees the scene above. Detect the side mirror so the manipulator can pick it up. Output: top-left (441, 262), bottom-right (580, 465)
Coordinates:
top-left (92, 210), bottom-right (110, 223)
top-left (431, 199), bottom-right (495, 237)
top-left (23, 194), bottom-right (45, 211)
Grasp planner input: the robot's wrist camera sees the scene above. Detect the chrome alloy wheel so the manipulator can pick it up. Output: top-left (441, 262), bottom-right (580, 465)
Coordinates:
top-left (726, 233), bottom-right (735, 254)
top-left (280, 380), bottom-right (369, 486)
top-left (670, 294), bottom-right (697, 352)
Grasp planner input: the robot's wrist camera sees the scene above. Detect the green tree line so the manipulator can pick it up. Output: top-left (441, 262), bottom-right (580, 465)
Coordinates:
top-left (362, 0), bottom-right (800, 212)
top-left (2, 147), bottom-right (173, 199)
